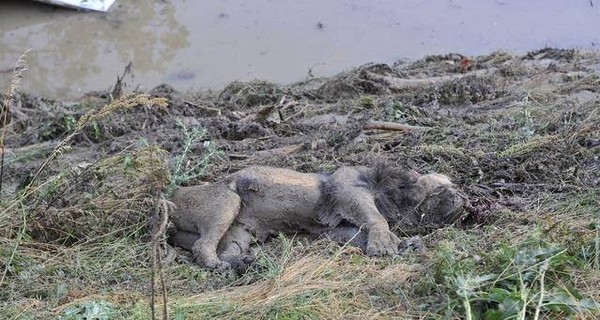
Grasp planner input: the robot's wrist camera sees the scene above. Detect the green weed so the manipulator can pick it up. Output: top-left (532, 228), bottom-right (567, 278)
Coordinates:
top-left (166, 120), bottom-right (221, 196)
top-left (357, 95), bottom-right (375, 108)
top-left (61, 301), bottom-right (121, 320)
top-left (432, 229), bottom-right (599, 319)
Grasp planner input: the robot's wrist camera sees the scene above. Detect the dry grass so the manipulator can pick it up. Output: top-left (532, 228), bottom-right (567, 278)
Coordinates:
top-left (171, 241), bottom-right (421, 319)
top-left (1, 49), bottom-right (29, 195)
top-left (0, 82), bottom-right (172, 319)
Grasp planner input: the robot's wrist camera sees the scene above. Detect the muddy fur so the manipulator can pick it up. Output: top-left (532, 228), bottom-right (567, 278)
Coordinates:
top-left (361, 163), bottom-right (465, 234)
top-left (169, 164), bottom-right (464, 271)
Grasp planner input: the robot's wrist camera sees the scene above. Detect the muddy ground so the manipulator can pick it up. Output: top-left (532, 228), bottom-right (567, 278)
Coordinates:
top-left (1, 48), bottom-right (599, 319)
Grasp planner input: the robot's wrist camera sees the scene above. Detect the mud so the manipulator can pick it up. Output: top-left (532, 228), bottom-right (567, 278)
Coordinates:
top-left (1, 0), bottom-right (599, 98)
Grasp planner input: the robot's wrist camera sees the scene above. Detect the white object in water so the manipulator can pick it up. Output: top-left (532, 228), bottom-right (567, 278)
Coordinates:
top-left (34, 0), bottom-right (117, 12)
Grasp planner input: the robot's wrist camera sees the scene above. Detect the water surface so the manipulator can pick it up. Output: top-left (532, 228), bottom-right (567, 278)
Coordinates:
top-left (1, 0), bottom-right (598, 98)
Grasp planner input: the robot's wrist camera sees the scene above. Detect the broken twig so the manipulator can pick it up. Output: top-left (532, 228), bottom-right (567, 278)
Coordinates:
top-left (363, 68), bottom-right (495, 91)
top-left (364, 120), bottom-right (428, 132)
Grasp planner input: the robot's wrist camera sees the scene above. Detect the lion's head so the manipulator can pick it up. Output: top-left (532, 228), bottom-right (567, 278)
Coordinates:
top-left (406, 173), bottom-right (465, 229)
top-left (365, 164), bottom-right (465, 234)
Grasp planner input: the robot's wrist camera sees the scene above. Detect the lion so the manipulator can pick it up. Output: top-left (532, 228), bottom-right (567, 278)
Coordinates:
top-left (169, 163), bottom-right (464, 271)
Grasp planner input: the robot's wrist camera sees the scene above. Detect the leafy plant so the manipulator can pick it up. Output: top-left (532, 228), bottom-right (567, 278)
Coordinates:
top-left (166, 120), bottom-right (221, 196)
top-left (517, 107), bottom-right (535, 141)
top-left (357, 95), bottom-right (375, 108)
top-left (61, 301), bottom-right (120, 320)
top-left (438, 234), bottom-right (598, 319)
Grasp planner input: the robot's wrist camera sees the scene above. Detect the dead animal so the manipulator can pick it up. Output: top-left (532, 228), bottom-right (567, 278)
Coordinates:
top-left (169, 163), bottom-right (464, 271)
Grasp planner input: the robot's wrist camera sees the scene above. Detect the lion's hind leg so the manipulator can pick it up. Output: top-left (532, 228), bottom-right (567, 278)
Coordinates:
top-left (171, 184), bottom-right (242, 271)
top-left (192, 193), bottom-right (241, 270)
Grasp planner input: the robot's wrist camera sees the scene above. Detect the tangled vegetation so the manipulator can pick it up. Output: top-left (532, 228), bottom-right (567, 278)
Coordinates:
top-left (1, 48), bottom-right (599, 319)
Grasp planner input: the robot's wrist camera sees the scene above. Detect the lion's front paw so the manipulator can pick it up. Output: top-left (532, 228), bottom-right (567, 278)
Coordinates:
top-left (366, 228), bottom-right (400, 256)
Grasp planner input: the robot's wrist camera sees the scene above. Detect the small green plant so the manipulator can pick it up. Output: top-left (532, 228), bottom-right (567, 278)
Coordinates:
top-left (61, 301), bottom-right (120, 320)
top-left (385, 101), bottom-right (406, 120)
top-left (357, 95), bottom-right (375, 108)
top-left (437, 234), bottom-right (598, 320)
top-left (64, 115), bottom-right (77, 132)
top-left (517, 107), bottom-right (535, 141)
top-left (383, 101), bottom-right (429, 124)
top-left (166, 120), bottom-right (221, 196)
top-left (579, 223), bottom-right (600, 270)
top-left (92, 122), bottom-right (102, 140)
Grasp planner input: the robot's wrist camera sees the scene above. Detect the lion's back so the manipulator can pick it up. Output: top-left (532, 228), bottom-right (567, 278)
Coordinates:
top-left (232, 166), bottom-right (325, 233)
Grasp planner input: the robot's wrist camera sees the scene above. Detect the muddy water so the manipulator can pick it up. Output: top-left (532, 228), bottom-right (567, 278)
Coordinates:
top-left (1, 0), bottom-right (599, 98)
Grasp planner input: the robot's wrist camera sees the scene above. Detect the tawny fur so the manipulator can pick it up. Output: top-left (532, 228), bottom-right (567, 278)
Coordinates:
top-left (169, 164), bottom-right (464, 270)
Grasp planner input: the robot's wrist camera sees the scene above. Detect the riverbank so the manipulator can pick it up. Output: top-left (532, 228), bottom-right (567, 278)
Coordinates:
top-left (1, 48), bottom-right (599, 319)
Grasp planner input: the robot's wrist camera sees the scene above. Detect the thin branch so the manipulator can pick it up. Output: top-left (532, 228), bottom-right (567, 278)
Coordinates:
top-left (364, 119), bottom-right (429, 132)
top-left (151, 198), bottom-right (170, 320)
top-left (363, 68), bottom-right (496, 91)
